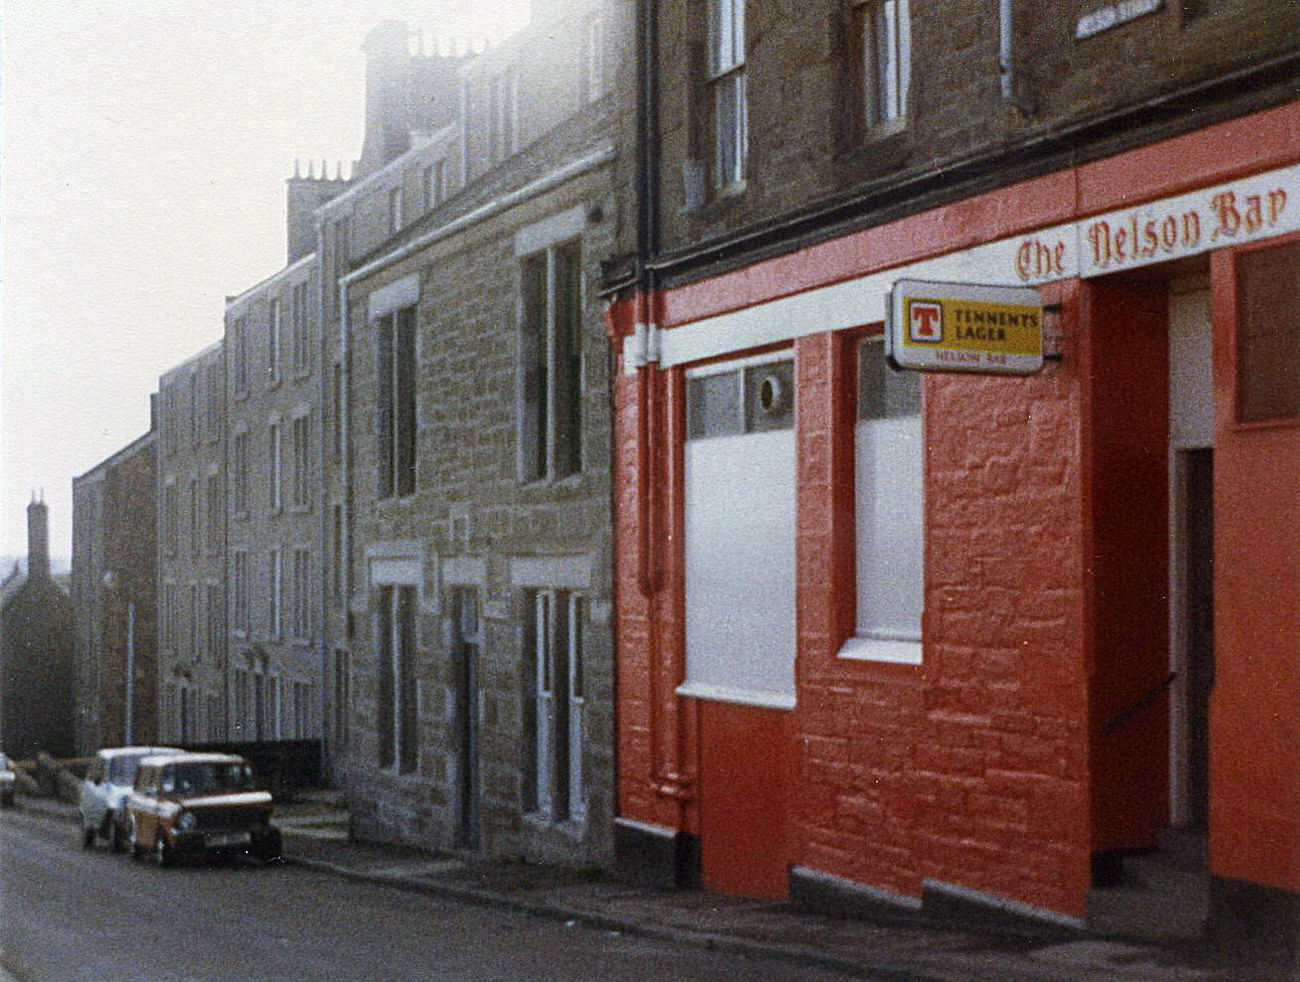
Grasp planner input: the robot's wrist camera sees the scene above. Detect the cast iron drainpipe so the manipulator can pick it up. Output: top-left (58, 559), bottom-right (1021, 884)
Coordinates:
top-left (632, 0), bottom-right (691, 808)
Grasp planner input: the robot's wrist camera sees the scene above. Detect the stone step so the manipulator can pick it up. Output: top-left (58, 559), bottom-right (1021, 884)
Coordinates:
top-left (1086, 876), bottom-right (1210, 943)
top-left (1087, 834), bottom-right (1210, 943)
top-left (1156, 825), bottom-right (1208, 870)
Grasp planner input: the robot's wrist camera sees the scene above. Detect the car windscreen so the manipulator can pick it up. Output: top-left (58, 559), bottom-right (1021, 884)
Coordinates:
top-left (160, 763), bottom-right (256, 795)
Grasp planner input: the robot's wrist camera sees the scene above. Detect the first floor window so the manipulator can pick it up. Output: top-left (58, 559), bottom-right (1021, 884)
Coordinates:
top-left (232, 551), bottom-right (250, 633)
top-left (519, 241), bottom-right (583, 482)
top-left (233, 432), bottom-right (250, 515)
top-left (205, 474), bottom-right (221, 551)
top-left (206, 584), bottom-right (222, 663)
top-left (292, 549), bottom-right (312, 640)
top-left (524, 589), bottom-right (586, 822)
top-left (856, 0), bottom-right (910, 128)
top-left (377, 585), bottom-right (418, 773)
top-left (709, 0), bottom-right (746, 187)
top-left (269, 423), bottom-right (282, 512)
top-left (292, 414), bottom-right (311, 509)
top-left (268, 550), bottom-right (282, 637)
top-left (849, 335), bottom-right (923, 660)
top-left (377, 306), bottom-right (417, 498)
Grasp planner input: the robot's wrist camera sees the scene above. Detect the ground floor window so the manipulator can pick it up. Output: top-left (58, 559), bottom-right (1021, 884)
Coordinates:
top-left (377, 585), bottom-right (418, 773)
top-left (845, 335), bottom-right (923, 662)
top-left (682, 354), bottom-right (797, 705)
top-left (524, 589), bottom-right (585, 822)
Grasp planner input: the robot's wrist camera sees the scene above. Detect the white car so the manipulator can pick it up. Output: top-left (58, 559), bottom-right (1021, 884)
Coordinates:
top-left (80, 746), bottom-right (181, 851)
top-left (0, 753), bottom-right (15, 808)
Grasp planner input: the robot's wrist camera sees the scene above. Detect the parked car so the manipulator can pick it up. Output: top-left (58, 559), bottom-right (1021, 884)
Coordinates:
top-left (0, 752), bottom-right (15, 808)
top-left (79, 746), bottom-right (182, 851)
top-left (126, 752), bottom-right (281, 866)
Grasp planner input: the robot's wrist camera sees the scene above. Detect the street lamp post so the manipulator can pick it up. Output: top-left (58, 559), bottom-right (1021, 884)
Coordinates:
top-left (103, 571), bottom-right (136, 747)
top-left (124, 600), bottom-right (135, 745)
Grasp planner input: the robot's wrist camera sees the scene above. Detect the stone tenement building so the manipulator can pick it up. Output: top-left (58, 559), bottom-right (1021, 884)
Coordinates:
top-left (1, 497), bottom-right (75, 758)
top-left (137, 3), bottom-right (625, 869)
top-left (223, 253), bottom-right (324, 747)
top-left (603, 0), bottom-right (1300, 954)
top-left (326, 0), bottom-right (623, 865)
top-left (156, 342), bottom-right (227, 743)
top-left (71, 422), bottom-right (159, 753)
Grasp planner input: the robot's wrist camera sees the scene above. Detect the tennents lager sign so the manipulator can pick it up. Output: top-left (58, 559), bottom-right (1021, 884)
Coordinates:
top-left (886, 279), bottom-right (1044, 375)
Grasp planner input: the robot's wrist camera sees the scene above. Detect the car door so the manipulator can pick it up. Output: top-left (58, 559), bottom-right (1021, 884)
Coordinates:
top-left (130, 766), bottom-right (159, 847)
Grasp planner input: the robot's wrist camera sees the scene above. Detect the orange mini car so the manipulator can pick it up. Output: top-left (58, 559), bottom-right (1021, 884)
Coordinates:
top-left (126, 752), bottom-right (281, 866)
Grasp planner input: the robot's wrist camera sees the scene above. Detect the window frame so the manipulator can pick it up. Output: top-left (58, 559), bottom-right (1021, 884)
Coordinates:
top-left (269, 422), bottom-right (283, 513)
top-left (376, 306), bottom-right (418, 500)
top-left (1229, 234), bottom-right (1300, 427)
top-left (854, 0), bottom-right (911, 135)
top-left (268, 298), bottom-right (282, 385)
top-left (518, 239), bottom-right (584, 484)
top-left (709, 0), bottom-right (748, 190)
top-left (836, 330), bottom-right (925, 665)
top-left (524, 588), bottom-right (586, 823)
top-left (377, 584), bottom-right (418, 774)
top-left (291, 413), bottom-right (312, 510)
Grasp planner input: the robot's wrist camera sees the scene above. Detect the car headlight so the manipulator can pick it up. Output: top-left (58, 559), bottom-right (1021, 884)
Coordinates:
top-left (176, 811), bottom-right (197, 831)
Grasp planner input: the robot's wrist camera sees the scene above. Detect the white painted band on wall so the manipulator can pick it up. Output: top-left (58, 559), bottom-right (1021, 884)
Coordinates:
top-left (628, 162), bottom-right (1299, 373)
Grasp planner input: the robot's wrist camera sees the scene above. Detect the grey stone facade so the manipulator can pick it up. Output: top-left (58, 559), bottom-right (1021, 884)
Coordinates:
top-left (156, 343), bottom-right (226, 744)
top-left (328, 0), bottom-right (623, 864)
top-left (641, 0), bottom-right (1300, 278)
top-left (71, 427), bottom-right (158, 753)
top-left (224, 256), bottom-right (325, 747)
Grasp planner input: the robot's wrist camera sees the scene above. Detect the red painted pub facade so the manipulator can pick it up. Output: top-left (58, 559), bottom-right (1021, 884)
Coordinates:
top-left (605, 101), bottom-right (1299, 940)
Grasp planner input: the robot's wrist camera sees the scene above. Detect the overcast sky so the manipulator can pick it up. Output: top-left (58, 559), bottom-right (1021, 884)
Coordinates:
top-left (1, 0), bottom-right (531, 566)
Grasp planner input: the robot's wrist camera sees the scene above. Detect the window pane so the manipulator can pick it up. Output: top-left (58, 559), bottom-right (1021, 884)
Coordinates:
top-left (687, 370), bottom-right (743, 440)
top-left (1237, 240), bottom-right (1300, 422)
top-left (865, 0), bottom-right (909, 125)
top-left (856, 338), bottom-right (922, 642)
top-left (714, 72), bottom-right (747, 187)
top-left (553, 243), bottom-right (583, 478)
top-left (520, 254), bottom-right (548, 481)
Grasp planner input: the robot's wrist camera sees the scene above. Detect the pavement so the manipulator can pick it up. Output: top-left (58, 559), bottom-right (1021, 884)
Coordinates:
top-left (9, 791), bottom-right (1297, 982)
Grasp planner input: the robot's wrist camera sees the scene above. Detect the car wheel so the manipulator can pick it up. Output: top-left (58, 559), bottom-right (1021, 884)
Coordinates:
top-left (254, 829), bottom-right (283, 863)
top-left (129, 819), bottom-right (144, 860)
top-left (153, 833), bottom-right (172, 868)
top-left (108, 818), bottom-right (125, 854)
top-left (81, 824), bottom-right (96, 849)
top-left (0, 791), bottom-right (13, 808)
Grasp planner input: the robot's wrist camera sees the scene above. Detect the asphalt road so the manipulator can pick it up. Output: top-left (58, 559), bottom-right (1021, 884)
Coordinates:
top-left (0, 807), bottom-right (858, 982)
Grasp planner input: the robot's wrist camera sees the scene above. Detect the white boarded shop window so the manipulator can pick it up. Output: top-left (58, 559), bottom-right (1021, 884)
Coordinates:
top-left (841, 336), bottom-right (923, 664)
top-left (681, 354), bottom-right (796, 708)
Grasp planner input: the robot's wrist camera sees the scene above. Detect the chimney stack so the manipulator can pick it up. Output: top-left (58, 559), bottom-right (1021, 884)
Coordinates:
top-left (355, 20), bottom-right (413, 179)
top-left (27, 493), bottom-right (50, 580)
